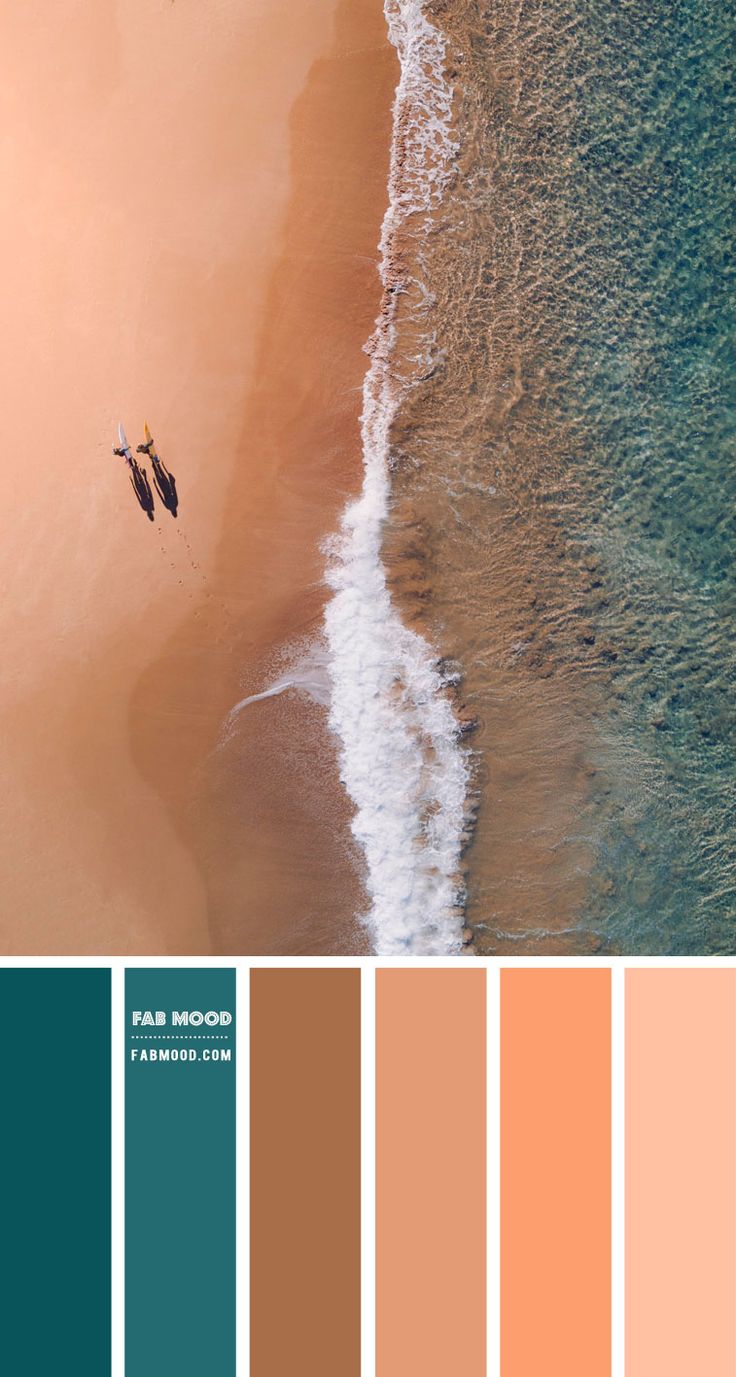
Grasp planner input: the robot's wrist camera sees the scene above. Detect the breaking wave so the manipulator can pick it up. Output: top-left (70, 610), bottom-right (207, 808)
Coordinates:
top-left (321, 0), bottom-right (469, 955)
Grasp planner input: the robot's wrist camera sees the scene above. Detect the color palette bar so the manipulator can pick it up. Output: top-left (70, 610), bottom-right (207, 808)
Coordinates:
top-left (501, 968), bottom-right (611, 1376)
top-left (376, 968), bottom-right (486, 1376)
top-left (0, 968), bottom-right (111, 1375)
top-left (1, 961), bottom-right (734, 1375)
top-left (626, 969), bottom-right (736, 1376)
top-left (250, 968), bottom-right (361, 1377)
top-left (125, 967), bottom-right (236, 1377)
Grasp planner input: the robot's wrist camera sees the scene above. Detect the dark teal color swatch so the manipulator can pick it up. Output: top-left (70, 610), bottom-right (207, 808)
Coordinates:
top-left (125, 968), bottom-right (235, 1377)
top-left (0, 967), bottom-right (111, 1374)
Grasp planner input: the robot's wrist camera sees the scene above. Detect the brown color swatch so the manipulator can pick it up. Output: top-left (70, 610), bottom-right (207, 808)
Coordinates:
top-left (626, 969), bottom-right (736, 1376)
top-left (250, 968), bottom-right (360, 1376)
top-left (501, 968), bottom-right (611, 1376)
top-left (376, 968), bottom-right (486, 1377)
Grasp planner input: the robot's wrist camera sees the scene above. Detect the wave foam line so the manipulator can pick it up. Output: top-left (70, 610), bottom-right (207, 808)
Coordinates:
top-left (323, 0), bottom-right (468, 955)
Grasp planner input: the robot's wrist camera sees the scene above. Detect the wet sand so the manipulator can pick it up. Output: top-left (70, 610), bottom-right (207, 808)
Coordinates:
top-left (0, 0), bottom-right (395, 952)
top-left (384, 487), bottom-right (600, 956)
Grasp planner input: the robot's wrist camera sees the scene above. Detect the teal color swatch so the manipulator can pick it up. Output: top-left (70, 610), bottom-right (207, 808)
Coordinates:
top-left (125, 967), bottom-right (236, 1377)
top-left (0, 967), bottom-right (111, 1374)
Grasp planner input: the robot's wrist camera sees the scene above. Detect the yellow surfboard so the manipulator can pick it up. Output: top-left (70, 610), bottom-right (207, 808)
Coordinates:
top-left (143, 421), bottom-right (159, 462)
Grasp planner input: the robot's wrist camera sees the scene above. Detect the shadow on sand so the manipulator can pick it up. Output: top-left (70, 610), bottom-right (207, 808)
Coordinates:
top-left (130, 460), bottom-right (155, 521)
top-left (152, 460), bottom-right (179, 518)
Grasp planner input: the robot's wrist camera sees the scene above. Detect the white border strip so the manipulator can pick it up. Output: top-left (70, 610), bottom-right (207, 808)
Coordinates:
top-left (110, 964), bottom-right (124, 1377)
top-left (487, 962), bottom-right (500, 1377)
top-left (0, 955), bottom-right (731, 968)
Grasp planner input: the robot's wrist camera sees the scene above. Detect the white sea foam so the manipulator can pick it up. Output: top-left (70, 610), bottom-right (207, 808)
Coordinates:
top-left (229, 641), bottom-right (331, 717)
top-left (321, 0), bottom-right (469, 955)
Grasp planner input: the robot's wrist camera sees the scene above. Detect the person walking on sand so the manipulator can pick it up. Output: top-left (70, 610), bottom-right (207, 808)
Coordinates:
top-left (115, 421), bottom-right (155, 520)
top-left (113, 421), bottom-right (134, 466)
top-left (136, 420), bottom-right (159, 464)
top-left (137, 422), bottom-right (178, 517)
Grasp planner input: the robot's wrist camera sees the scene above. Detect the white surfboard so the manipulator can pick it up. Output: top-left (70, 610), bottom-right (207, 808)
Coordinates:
top-left (118, 421), bottom-right (132, 457)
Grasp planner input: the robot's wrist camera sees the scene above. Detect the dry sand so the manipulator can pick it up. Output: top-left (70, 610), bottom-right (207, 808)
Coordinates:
top-left (0, 0), bottom-right (395, 952)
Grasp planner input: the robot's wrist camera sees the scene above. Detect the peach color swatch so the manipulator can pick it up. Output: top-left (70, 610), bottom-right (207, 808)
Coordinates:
top-left (376, 969), bottom-right (486, 1377)
top-left (626, 969), bottom-right (736, 1376)
top-left (501, 968), bottom-right (611, 1376)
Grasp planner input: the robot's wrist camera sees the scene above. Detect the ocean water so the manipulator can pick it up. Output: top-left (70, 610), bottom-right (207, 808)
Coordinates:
top-left (322, 0), bottom-right (735, 954)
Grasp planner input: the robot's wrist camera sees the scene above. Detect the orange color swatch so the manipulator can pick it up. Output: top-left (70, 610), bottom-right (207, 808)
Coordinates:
top-left (501, 968), bottom-right (611, 1376)
top-left (376, 968), bottom-right (486, 1377)
top-left (626, 969), bottom-right (736, 1376)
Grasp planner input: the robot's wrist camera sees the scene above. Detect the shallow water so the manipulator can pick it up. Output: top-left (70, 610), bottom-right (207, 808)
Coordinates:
top-left (379, 0), bottom-right (735, 952)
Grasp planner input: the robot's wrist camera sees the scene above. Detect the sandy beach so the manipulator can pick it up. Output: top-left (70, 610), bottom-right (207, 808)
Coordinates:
top-left (0, 0), bottom-right (395, 952)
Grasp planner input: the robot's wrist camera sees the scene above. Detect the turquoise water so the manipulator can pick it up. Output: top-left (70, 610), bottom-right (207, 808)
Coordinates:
top-left (557, 0), bottom-right (736, 950)
top-left (386, 0), bottom-right (735, 952)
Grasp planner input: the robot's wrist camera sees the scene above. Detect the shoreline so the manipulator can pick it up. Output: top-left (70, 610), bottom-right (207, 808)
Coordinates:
top-left (322, 0), bottom-right (470, 956)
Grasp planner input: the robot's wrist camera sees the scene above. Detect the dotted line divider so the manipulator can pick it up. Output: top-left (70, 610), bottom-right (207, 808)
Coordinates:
top-left (129, 1034), bottom-right (232, 1040)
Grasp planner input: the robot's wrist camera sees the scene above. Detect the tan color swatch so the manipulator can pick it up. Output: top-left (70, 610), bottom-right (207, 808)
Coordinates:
top-left (626, 969), bottom-right (736, 1376)
top-left (376, 968), bottom-right (486, 1377)
top-left (250, 968), bottom-right (360, 1376)
top-left (501, 968), bottom-right (611, 1376)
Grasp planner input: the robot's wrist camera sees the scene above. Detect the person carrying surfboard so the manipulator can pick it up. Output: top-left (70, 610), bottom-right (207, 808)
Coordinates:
top-left (136, 421), bottom-right (159, 463)
top-left (114, 420), bottom-right (156, 520)
top-left (113, 421), bottom-right (134, 466)
top-left (137, 422), bottom-right (178, 517)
